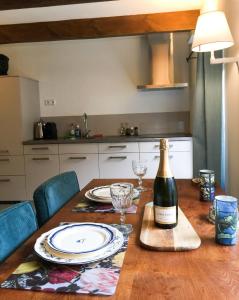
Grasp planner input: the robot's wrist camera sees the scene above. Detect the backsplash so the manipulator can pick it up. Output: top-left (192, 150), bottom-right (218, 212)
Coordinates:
top-left (43, 112), bottom-right (190, 138)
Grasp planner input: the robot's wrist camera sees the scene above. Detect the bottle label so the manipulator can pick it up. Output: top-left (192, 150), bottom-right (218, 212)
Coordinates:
top-left (154, 205), bottom-right (176, 224)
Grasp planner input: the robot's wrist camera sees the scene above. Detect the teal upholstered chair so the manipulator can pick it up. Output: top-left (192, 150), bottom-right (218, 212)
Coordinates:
top-left (33, 171), bottom-right (80, 227)
top-left (0, 201), bottom-right (38, 262)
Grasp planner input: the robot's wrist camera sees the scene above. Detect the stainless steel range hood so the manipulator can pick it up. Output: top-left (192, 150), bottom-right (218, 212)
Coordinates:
top-left (137, 33), bottom-right (188, 91)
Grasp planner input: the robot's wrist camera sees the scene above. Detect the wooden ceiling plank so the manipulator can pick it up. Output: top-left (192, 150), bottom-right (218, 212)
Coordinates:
top-left (0, 10), bottom-right (200, 44)
top-left (0, 0), bottom-right (116, 10)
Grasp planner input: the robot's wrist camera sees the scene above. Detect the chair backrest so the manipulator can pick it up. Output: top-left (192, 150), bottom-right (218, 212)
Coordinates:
top-left (0, 201), bottom-right (38, 262)
top-left (33, 171), bottom-right (80, 227)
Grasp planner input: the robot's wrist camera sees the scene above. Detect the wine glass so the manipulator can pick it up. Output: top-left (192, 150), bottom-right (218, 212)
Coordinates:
top-left (110, 183), bottom-right (134, 234)
top-left (132, 159), bottom-right (148, 191)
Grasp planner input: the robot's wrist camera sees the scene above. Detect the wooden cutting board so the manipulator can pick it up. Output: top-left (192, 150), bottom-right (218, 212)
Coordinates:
top-left (140, 202), bottom-right (201, 251)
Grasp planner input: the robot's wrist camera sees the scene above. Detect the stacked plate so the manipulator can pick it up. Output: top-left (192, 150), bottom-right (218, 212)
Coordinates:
top-left (85, 185), bottom-right (140, 203)
top-left (34, 223), bottom-right (124, 265)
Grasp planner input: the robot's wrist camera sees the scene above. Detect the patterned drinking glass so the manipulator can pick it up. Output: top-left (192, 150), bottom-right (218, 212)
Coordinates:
top-left (110, 183), bottom-right (134, 234)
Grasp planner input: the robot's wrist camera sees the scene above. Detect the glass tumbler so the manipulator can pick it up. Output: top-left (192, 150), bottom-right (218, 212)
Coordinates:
top-left (215, 195), bottom-right (238, 245)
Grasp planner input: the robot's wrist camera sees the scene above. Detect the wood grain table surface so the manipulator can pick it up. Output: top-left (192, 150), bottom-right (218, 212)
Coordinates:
top-left (0, 179), bottom-right (238, 300)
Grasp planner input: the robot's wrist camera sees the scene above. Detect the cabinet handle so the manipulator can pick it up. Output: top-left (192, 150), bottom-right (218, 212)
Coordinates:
top-left (32, 157), bottom-right (50, 161)
top-left (108, 156), bottom-right (127, 160)
top-left (169, 144), bottom-right (173, 148)
top-left (169, 155), bottom-right (173, 159)
top-left (69, 157), bottom-right (87, 160)
top-left (0, 158), bottom-right (10, 162)
top-left (31, 147), bottom-right (49, 150)
top-left (0, 179), bottom-right (10, 182)
top-left (108, 145), bottom-right (127, 149)
top-left (0, 150), bottom-right (9, 154)
top-left (154, 145), bottom-right (159, 148)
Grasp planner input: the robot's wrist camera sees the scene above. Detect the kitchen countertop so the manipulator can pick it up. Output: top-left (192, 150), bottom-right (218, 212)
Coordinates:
top-left (23, 133), bottom-right (192, 145)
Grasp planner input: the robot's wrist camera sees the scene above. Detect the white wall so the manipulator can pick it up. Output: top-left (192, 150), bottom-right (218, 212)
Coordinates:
top-left (220, 0), bottom-right (239, 198)
top-left (0, 34), bottom-right (190, 117)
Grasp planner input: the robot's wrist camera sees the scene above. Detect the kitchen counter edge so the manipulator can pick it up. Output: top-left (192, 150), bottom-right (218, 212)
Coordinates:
top-left (23, 133), bottom-right (192, 145)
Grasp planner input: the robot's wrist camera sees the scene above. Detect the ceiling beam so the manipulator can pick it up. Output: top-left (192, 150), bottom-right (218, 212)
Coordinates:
top-left (0, 10), bottom-right (199, 44)
top-left (0, 0), bottom-right (116, 10)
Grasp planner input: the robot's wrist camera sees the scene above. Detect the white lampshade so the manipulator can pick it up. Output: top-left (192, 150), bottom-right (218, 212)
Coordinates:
top-left (192, 11), bottom-right (234, 52)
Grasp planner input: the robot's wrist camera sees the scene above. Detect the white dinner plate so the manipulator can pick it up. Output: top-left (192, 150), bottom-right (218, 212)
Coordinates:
top-left (91, 186), bottom-right (111, 200)
top-left (47, 223), bottom-right (115, 254)
top-left (85, 190), bottom-right (112, 203)
top-left (85, 186), bottom-right (140, 203)
top-left (34, 224), bottom-right (124, 265)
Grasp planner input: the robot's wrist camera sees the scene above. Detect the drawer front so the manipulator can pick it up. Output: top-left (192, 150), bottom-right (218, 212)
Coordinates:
top-left (59, 154), bottom-right (99, 189)
top-left (59, 143), bottom-right (98, 154)
top-left (0, 144), bottom-right (23, 156)
top-left (0, 156), bottom-right (25, 175)
top-left (140, 152), bottom-right (193, 179)
top-left (0, 176), bottom-right (26, 201)
top-left (25, 155), bottom-right (59, 200)
top-left (24, 144), bottom-right (59, 155)
top-left (139, 140), bottom-right (192, 153)
top-left (99, 143), bottom-right (139, 153)
top-left (99, 153), bottom-right (139, 178)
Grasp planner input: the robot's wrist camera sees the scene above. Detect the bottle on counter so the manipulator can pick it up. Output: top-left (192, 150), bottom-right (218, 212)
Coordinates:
top-left (120, 123), bottom-right (126, 136)
top-left (69, 123), bottom-right (75, 139)
top-left (75, 124), bottom-right (81, 138)
top-left (134, 126), bottom-right (139, 136)
top-left (153, 138), bottom-right (178, 229)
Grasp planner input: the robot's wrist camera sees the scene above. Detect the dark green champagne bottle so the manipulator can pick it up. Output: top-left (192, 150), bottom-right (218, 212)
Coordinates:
top-left (153, 138), bottom-right (178, 229)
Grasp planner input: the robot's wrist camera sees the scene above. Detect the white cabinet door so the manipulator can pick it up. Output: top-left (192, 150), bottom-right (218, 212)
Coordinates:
top-left (24, 144), bottom-right (58, 155)
top-left (59, 154), bottom-right (99, 189)
top-left (0, 176), bottom-right (26, 201)
top-left (99, 143), bottom-right (139, 153)
top-left (140, 139), bottom-right (193, 179)
top-left (59, 144), bottom-right (98, 154)
top-left (99, 153), bottom-right (139, 179)
top-left (169, 152), bottom-right (193, 179)
top-left (139, 140), bottom-right (192, 153)
top-left (140, 153), bottom-right (160, 179)
top-left (0, 77), bottom-right (40, 155)
top-left (25, 155), bottom-right (59, 200)
top-left (0, 156), bottom-right (25, 175)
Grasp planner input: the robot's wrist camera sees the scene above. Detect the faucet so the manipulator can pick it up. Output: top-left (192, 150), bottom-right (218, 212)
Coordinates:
top-left (82, 112), bottom-right (91, 138)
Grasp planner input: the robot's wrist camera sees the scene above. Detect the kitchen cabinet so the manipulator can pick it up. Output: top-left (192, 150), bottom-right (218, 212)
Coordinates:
top-left (0, 76), bottom-right (40, 156)
top-left (99, 143), bottom-right (139, 179)
top-left (0, 76), bottom-right (40, 201)
top-left (139, 140), bottom-right (193, 179)
top-left (24, 145), bottom-right (59, 200)
top-left (59, 144), bottom-right (99, 190)
top-left (22, 138), bottom-right (193, 200)
top-left (0, 176), bottom-right (26, 201)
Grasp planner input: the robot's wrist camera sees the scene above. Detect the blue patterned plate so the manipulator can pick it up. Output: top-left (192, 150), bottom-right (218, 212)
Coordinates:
top-left (34, 224), bottom-right (124, 265)
top-left (47, 223), bottom-right (115, 255)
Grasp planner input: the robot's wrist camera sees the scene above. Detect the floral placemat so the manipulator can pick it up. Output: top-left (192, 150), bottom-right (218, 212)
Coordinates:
top-left (0, 224), bottom-right (129, 296)
top-left (73, 198), bottom-right (139, 213)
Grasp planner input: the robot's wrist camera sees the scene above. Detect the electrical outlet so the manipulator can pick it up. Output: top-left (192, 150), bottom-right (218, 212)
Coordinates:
top-left (44, 99), bottom-right (56, 106)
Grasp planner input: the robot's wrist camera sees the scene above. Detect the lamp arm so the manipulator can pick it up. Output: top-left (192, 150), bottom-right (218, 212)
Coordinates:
top-left (210, 51), bottom-right (239, 68)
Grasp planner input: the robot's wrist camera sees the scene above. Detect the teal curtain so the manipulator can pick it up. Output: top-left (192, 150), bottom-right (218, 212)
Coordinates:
top-left (192, 52), bottom-right (223, 184)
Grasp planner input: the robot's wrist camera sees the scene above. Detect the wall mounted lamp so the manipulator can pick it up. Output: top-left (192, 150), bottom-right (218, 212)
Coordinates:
top-left (192, 10), bottom-right (239, 67)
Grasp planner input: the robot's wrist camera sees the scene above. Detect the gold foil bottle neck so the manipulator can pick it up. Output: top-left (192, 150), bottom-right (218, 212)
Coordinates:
top-left (157, 138), bottom-right (173, 178)
top-left (160, 138), bottom-right (169, 151)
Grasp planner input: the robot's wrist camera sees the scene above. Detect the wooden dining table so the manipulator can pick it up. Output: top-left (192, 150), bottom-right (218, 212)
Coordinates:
top-left (0, 179), bottom-right (238, 300)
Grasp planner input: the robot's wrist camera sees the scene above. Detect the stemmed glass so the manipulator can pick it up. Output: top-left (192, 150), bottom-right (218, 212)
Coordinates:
top-left (132, 160), bottom-right (148, 191)
top-left (110, 183), bottom-right (134, 234)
